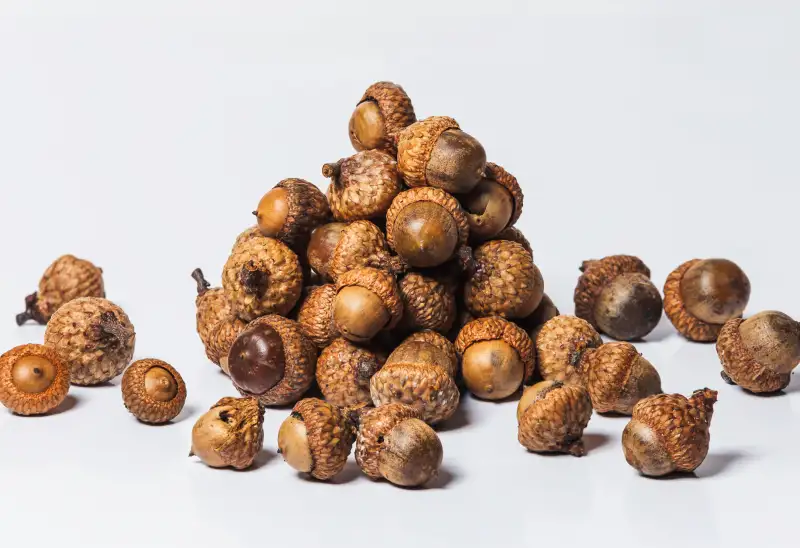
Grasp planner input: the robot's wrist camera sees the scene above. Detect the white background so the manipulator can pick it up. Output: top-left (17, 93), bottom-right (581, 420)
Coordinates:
top-left (1, 2), bottom-right (799, 547)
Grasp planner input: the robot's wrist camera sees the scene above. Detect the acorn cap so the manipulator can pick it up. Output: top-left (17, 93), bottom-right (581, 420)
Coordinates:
top-left (535, 315), bottom-right (602, 385)
top-left (396, 116), bottom-right (460, 188)
top-left (328, 220), bottom-right (406, 282)
top-left (316, 338), bottom-right (385, 407)
top-left (581, 342), bottom-right (662, 414)
top-left (355, 402), bottom-right (421, 479)
top-left (232, 226), bottom-right (262, 253)
top-left (574, 255), bottom-right (651, 329)
top-left (716, 318), bottom-right (791, 393)
top-left (0, 344), bottom-right (70, 415)
top-left (401, 331), bottom-right (459, 377)
top-left (354, 82), bottom-right (416, 155)
top-left (492, 227), bottom-right (533, 257)
top-left (663, 259), bottom-right (721, 342)
top-left (517, 381), bottom-right (593, 456)
top-left (296, 284), bottom-right (339, 348)
top-left (289, 398), bottom-right (356, 480)
top-left (121, 359), bottom-right (187, 424)
top-left (206, 316), bottom-right (248, 371)
top-left (193, 397), bottom-right (265, 470)
top-left (386, 187), bottom-right (470, 256)
top-left (324, 151), bottom-right (402, 222)
top-left (484, 162), bottom-right (524, 227)
top-left (455, 316), bottom-right (535, 383)
top-left (371, 361), bottom-right (460, 425)
top-left (335, 267), bottom-right (403, 330)
top-left (398, 272), bottom-right (456, 334)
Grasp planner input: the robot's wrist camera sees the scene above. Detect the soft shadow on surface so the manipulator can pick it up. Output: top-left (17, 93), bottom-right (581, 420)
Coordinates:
top-left (583, 432), bottom-right (610, 452)
top-left (634, 318), bottom-right (674, 343)
top-left (80, 380), bottom-right (118, 388)
top-left (598, 410), bottom-right (631, 419)
top-left (648, 471), bottom-right (698, 481)
top-left (436, 404), bottom-right (470, 432)
top-left (427, 466), bottom-right (459, 489)
top-left (32, 394), bottom-right (80, 416)
top-left (240, 449), bottom-right (276, 472)
top-left (696, 450), bottom-right (750, 478)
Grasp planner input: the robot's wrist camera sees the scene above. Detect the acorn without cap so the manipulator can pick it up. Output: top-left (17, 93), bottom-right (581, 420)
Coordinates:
top-left (296, 284), bottom-right (340, 348)
top-left (398, 272), bottom-right (456, 334)
top-left (333, 267), bottom-right (403, 343)
top-left (121, 359), bottom-right (187, 424)
top-left (0, 344), bottom-right (70, 415)
top-left (190, 397), bottom-right (265, 470)
top-left (349, 81), bottom-right (416, 156)
top-left (517, 381), bottom-right (593, 456)
top-left (460, 162), bottom-right (523, 241)
top-left (664, 258), bottom-right (751, 342)
top-left (253, 178), bottom-right (330, 251)
top-left (536, 315), bottom-right (603, 385)
top-left (17, 255), bottom-right (105, 325)
top-left (317, 337), bottom-right (385, 407)
top-left (716, 311), bottom-right (800, 393)
top-left (44, 297), bottom-right (135, 386)
top-left (323, 150), bottom-right (402, 222)
top-left (574, 255), bottom-right (662, 341)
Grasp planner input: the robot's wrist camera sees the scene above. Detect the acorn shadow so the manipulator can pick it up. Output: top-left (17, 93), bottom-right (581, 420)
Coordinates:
top-left (327, 461), bottom-right (364, 485)
top-left (583, 432), bottom-right (611, 452)
top-left (646, 471), bottom-right (698, 481)
top-left (240, 449), bottom-right (276, 472)
top-left (436, 404), bottom-right (471, 432)
top-left (16, 394), bottom-right (81, 417)
top-left (142, 404), bottom-right (197, 426)
top-left (425, 466), bottom-right (459, 489)
top-left (696, 450), bottom-right (750, 478)
top-left (634, 318), bottom-right (674, 343)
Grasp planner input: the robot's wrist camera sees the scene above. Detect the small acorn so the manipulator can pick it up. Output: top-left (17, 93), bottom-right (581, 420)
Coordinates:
top-left (317, 337), bottom-right (385, 407)
top-left (44, 297), bottom-right (135, 386)
top-left (190, 397), bottom-right (265, 470)
top-left (455, 316), bottom-right (534, 399)
top-left (664, 258), bottom-right (751, 342)
top-left (355, 403), bottom-right (443, 487)
top-left (460, 162), bottom-right (523, 241)
top-left (401, 331), bottom-right (459, 377)
top-left (0, 344), bottom-right (70, 415)
top-left (277, 397), bottom-right (356, 480)
top-left (17, 255), bottom-right (105, 325)
top-left (536, 315), bottom-right (603, 385)
top-left (398, 272), bottom-right (456, 334)
top-left (622, 388), bottom-right (717, 477)
top-left (323, 151), bottom-right (403, 222)
top-left (517, 381), bottom-right (593, 456)
top-left (333, 267), bottom-right (403, 343)
top-left (519, 293), bottom-right (560, 342)
top-left (349, 81), bottom-right (416, 155)
top-left (232, 225), bottom-right (262, 252)
top-left (716, 311), bottom-right (800, 393)
top-left (253, 178), bottom-right (330, 250)
top-left (191, 268), bottom-right (237, 361)
top-left (492, 226), bottom-right (533, 256)
top-left (296, 284), bottom-right (340, 348)
top-left (121, 359), bottom-right (187, 424)
top-left (397, 116), bottom-right (486, 194)
top-left (228, 315), bottom-right (317, 406)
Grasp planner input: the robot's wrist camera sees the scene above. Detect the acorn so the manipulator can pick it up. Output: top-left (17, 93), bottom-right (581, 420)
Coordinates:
top-left (492, 226), bottom-right (533, 256)
top-left (296, 284), bottom-right (340, 348)
top-left (387, 334), bottom-right (459, 379)
top-left (517, 380), bottom-right (593, 456)
top-left (386, 187), bottom-right (470, 269)
top-left (16, 255), bottom-right (105, 325)
top-left (716, 311), bottom-right (800, 393)
top-left (333, 267), bottom-right (403, 343)
top-left (355, 403), bottom-right (443, 487)
top-left (277, 397), bottom-right (356, 481)
top-left (622, 388), bottom-right (717, 477)
top-left (464, 240), bottom-right (544, 319)
top-left (455, 316), bottom-right (534, 399)
top-left (228, 315), bottom-right (317, 406)
top-left (401, 330), bottom-right (459, 375)
top-left (253, 178), bottom-right (330, 251)
top-left (349, 81), bottom-right (416, 155)
top-left (460, 162), bottom-right (523, 241)
top-left (574, 255), bottom-right (662, 341)
top-left (397, 116), bottom-right (486, 194)
top-left (317, 337), bottom-right (386, 407)
top-left (121, 359), bottom-right (187, 424)
top-left (222, 235), bottom-right (303, 321)
top-left (536, 315), bottom-right (603, 385)
top-left (323, 151), bottom-right (402, 222)
top-left (190, 397), bottom-right (265, 470)
top-left (398, 272), bottom-right (456, 334)
top-left (0, 344), bottom-right (70, 415)
top-left (206, 317), bottom-right (248, 375)
top-left (191, 269), bottom-right (231, 351)
top-left (44, 297), bottom-right (135, 386)
top-left (664, 258), bottom-right (751, 342)
top-left (232, 225), bottom-right (262, 252)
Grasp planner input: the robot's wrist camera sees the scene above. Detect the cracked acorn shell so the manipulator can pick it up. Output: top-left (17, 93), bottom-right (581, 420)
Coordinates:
top-left (517, 381), bottom-right (593, 456)
top-left (17, 255), bottom-right (105, 326)
top-left (323, 150), bottom-right (403, 221)
top-left (277, 398), bottom-right (356, 481)
top-left (581, 342), bottom-right (662, 414)
top-left (387, 336), bottom-right (459, 379)
top-left (0, 344), bottom-right (70, 415)
top-left (349, 81), bottom-right (416, 155)
top-left (190, 397), bottom-right (265, 470)
top-left (254, 178), bottom-right (330, 251)
top-left (461, 162), bottom-right (524, 241)
top-left (334, 267), bottom-right (403, 343)
top-left (536, 315), bottom-right (603, 386)
top-left (121, 359), bottom-right (187, 424)
top-left (44, 297), bottom-right (135, 386)
top-left (222, 236), bottom-right (303, 321)
top-left (297, 284), bottom-right (340, 348)
top-left (398, 272), bottom-right (456, 334)
top-left (622, 388), bottom-right (717, 477)
top-left (316, 337), bottom-right (385, 407)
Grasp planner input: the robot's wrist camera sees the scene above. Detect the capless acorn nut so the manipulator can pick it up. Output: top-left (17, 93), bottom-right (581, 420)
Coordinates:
top-left (0, 344), bottom-right (70, 415)
top-left (190, 397), bottom-right (265, 470)
top-left (622, 388), bottom-right (717, 477)
top-left (716, 311), bottom-right (800, 393)
top-left (323, 151), bottom-right (402, 222)
top-left (333, 267), bottom-right (403, 343)
top-left (575, 255), bottom-right (662, 341)
top-left (253, 178), bottom-right (330, 250)
top-left (349, 81), bottom-right (416, 155)
top-left (398, 272), bottom-right (456, 334)
top-left (517, 381), bottom-right (593, 456)
top-left (121, 359), bottom-right (187, 424)
top-left (296, 284), bottom-right (340, 348)
top-left (400, 330), bottom-right (459, 378)
top-left (664, 258), bottom-right (751, 342)
top-left (460, 162), bottom-right (523, 241)
top-left (317, 338), bottom-right (385, 407)
top-left (536, 315), bottom-right (603, 385)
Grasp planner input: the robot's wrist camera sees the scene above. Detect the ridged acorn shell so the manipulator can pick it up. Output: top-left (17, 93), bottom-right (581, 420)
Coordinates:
top-left (193, 397), bottom-right (265, 470)
top-left (0, 344), bottom-right (70, 415)
top-left (290, 398), bottom-right (356, 480)
top-left (581, 342), bottom-right (662, 414)
top-left (316, 338), bottom-right (385, 407)
top-left (517, 381), bottom-right (593, 455)
top-left (397, 116), bottom-right (460, 188)
top-left (355, 402), bottom-right (421, 479)
top-left (23, 255), bottom-right (106, 324)
top-left (352, 82), bottom-right (416, 155)
top-left (663, 259), bottom-right (721, 342)
top-left (535, 315), bottom-right (602, 385)
top-left (574, 255), bottom-right (651, 329)
top-left (716, 318), bottom-right (791, 393)
top-left (370, 360), bottom-right (460, 425)
top-left (121, 359), bottom-right (187, 424)
top-left (401, 331), bottom-right (459, 377)
top-left (325, 151), bottom-right (402, 221)
top-left (398, 272), bottom-right (456, 334)
top-left (335, 267), bottom-right (403, 331)
top-left (297, 284), bottom-right (340, 348)
top-left (493, 227), bottom-right (533, 256)
top-left (328, 220), bottom-right (406, 282)
top-left (267, 178), bottom-right (330, 250)
top-left (455, 316), bottom-right (535, 383)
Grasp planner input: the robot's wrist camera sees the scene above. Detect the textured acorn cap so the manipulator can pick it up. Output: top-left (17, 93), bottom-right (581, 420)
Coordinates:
top-left (581, 342), bottom-right (662, 414)
top-left (206, 316), bottom-right (247, 372)
top-left (455, 316), bottom-right (535, 383)
top-left (574, 255), bottom-right (651, 328)
top-left (121, 359), bottom-right (187, 424)
top-left (232, 226), bottom-right (262, 253)
top-left (663, 259), bottom-right (722, 342)
top-left (517, 381), bottom-right (593, 456)
top-left (324, 151), bottom-right (402, 222)
top-left (716, 318), bottom-right (792, 393)
top-left (492, 227), bottom-right (533, 256)
top-left (401, 331), bottom-right (459, 377)
top-left (192, 269), bottom-right (230, 348)
top-left (370, 361), bottom-right (460, 425)
top-left (396, 116), bottom-right (461, 188)
top-left (316, 338), bottom-right (385, 407)
top-left (483, 162), bottom-right (524, 228)
top-left (260, 178), bottom-right (330, 249)
top-left (296, 284), bottom-right (339, 348)
top-left (398, 272), bottom-right (456, 334)
top-left (535, 315), bottom-right (602, 385)
top-left (0, 344), bottom-right (70, 415)
top-left (355, 402), bottom-right (421, 479)
top-left (388, 338), bottom-right (458, 379)
top-left (328, 220), bottom-right (406, 282)
top-left (44, 297), bottom-right (136, 386)
top-left (190, 397), bottom-right (265, 470)
top-left (352, 82), bottom-right (416, 155)
top-left (336, 267), bottom-right (403, 331)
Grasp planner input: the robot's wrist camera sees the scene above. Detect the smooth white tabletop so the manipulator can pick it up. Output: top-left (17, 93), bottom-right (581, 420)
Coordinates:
top-left (1, 2), bottom-right (798, 547)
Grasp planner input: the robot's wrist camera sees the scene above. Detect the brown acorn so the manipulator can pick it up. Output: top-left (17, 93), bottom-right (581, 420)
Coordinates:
top-left (387, 335), bottom-right (459, 379)
top-left (296, 284), bottom-right (340, 348)
top-left (398, 272), bottom-right (456, 334)
top-left (191, 268), bottom-right (236, 359)
top-left (622, 389), bottom-right (717, 477)
top-left (253, 178), bottom-right (330, 250)
top-left (228, 315), bottom-right (317, 406)
top-left (0, 344), bottom-right (70, 415)
top-left (316, 337), bottom-right (385, 407)
top-left (492, 226), bottom-right (533, 256)
top-left (121, 359), bottom-right (187, 424)
top-left (664, 258), bottom-right (751, 342)
top-left (222, 236), bottom-right (303, 321)
top-left (232, 226), bottom-right (262, 253)
top-left (517, 381), bottom-right (593, 456)
top-left (536, 315), bottom-right (603, 385)
top-left (17, 255), bottom-right (105, 325)
top-left (574, 255), bottom-right (662, 341)
top-left (716, 311), bottom-right (800, 393)
top-left (519, 293), bottom-right (560, 342)
top-left (455, 316), bottom-right (534, 399)
top-left (323, 151), bottom-right (402, 222)
top-left (44, 297), bottom-right (135, 386)
top-left (277, 397), bottom-right (356, 481)
top-left (386, 187), bottom-right (470, 268)
top-left (349, 82), bottom-right (416, 155)
top-left (460, 162), bottom-right (523, 241)
top-left (333, 267), bottom-right (403, 343)
top-left (206, 317), bottom-right (248, 375)
top-left (397, 116), bottom-right (486, 194)
top-left (401, 330), bottom-right (459, 376)
top-left (464, 240), bottom-right (544, 319)
top-left (190, 397), bottom-right (265, 470)
top-left (355, 403), bottom-right (443, 487)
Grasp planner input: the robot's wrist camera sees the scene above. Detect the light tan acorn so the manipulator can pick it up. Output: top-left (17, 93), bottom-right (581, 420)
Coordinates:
top-left (401, 330), bottom-right (459, 376)
top-left (716, 311), bottom-right (800, 393)
top-left (536, 315), bottom-right (603, 385)
top-left (323, 151), bottom-right (403, 222)
top-left (190, 397), bottom-right (265, 470)
top-left (0, 344), bottom-right (70, 416)
top-left (17, 255), bottom-right (105, 325)
top-left (44, 297), bottom-right (135, 386)
top-left (492, 226), bottom-right (533, 256)
top-left (349, 81), bottom-right (416, 155)
top-left (121, 359), bottom-right (187, 424)
top-left (622, 389), bottom-right (717, 477)
top-left (398, 272), bottom-right (457, 334)
top-left (296, 284), bottom-right (340, 348)
top-left (277, 397), bottom-right (356, 481)
top-left (253, 178), bottom-right (330, 250)
top-left (232, 226), bottom-right (262, 253)
top-left (333, 267), bottom-right (403, 343)
top-left (460, 162), bottom-right (523, 241)
top-left (190, 267), bottom-right (245, 370)
top-left (316, 337), bottom-right (386, 407)
top-left (517, 380), bottom-right (593, 456)
top-left (387, 333), bottom-right (459, 379)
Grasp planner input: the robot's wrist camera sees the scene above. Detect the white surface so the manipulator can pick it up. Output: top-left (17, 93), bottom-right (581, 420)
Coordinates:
top-left (1, 2), bottom-right (799, 547)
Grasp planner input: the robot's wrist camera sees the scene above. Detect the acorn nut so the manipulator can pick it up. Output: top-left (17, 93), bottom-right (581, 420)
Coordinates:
top-left (253, 178), bottom-right (330, 250)
top-left (398, 272), bottom-right (456, 334)
top-left (386, 335), bottom-right (459, 379)
top-left (400, 330), bottom-right (459, 378)
top-left (0, 344), bottom-right (70, 415)
top-left (316, 337), bottom-right (385, 407)
top-left (536, 315), bottom-right (603, 385)
top-left (517, 381), bottom-right (593, 456)
top-left (349, 81), bottom-right (416, 155)
top-left (191, 268), bottom-right (246, 371)
top-left (190, 397), bottom-right (265, 470)
top-left (333, 267), bottom-right (403, 343)
top-left (460, 162), bottom-right (523, 241)
top-left (492, 226), bottom-right (533, 256)
top-left (323, 151), bottom-right (402, 222)
top-left (296, 284), bottom-right (340, 348)
top-left (121, 359), bottom-right (187, 424)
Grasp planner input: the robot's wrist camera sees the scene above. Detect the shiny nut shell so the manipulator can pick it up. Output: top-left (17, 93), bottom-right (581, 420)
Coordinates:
top-left (401, 330), bottom-right (459, 377)
top-left (335, 267), bottom-right (403, 330)
top-left (716, 318), bottom-right (791, 393)
top-left (355, 82), bottom-right (416, 155)
top-left (574, 255), bottom-right (651, 329)
top-left (397, 116), bottom-right (460, 188)
top-left (270, 178), bottom-right (331, 249)
top-left (455, 316), bottom-right (535, 383)
top-left (386, 187), bottom-right (470, 257)
top-left (663, 259), bottom-right (721, 342)
top-left (484, 162), bottom-right (524, 227)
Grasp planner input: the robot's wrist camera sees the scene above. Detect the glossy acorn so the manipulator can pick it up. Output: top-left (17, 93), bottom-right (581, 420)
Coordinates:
top-left (333, 267), bottom-right (403, 343)
top-left (349, 81), bottom-right (416, 155)
top-left (190, 397), bottom-right (265, 470)
top-left (316, 337), bottom-right (385, 407)
top-left (460, 162), bottom-right (523, 241)
top-left (535, 315), bottom-right (603, 385)
top-left (253, 178), bottom-right (330, 251)
top-left (323, 151), bottom-right (402, 222)
top-left (121, 359), bottom-right (187, 424)
top-left (517, 381), bottom-right (593, 456)
top-left (0, 344), bottom-right (70, 415)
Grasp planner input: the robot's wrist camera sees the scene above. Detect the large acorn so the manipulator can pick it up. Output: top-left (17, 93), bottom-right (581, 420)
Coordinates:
top-left (517, 380), bottom-right (593, 456)
top-left (317, 337), bottom-right (385, 407)
top-left (17, 255), bottom-right (105, 325)
top-left (386, 333), bottom-right (459, 379)
top-left (574, 255), bottom-right (662, 341)
top-left (349, 81), bottom-right (416, 155)
top-left (228, 315), bottom-right (317, 406)
top-left (253, 178), bottom-right (330, 250)
top-left (664, 258), bottom-right (751, 342)
top-left (121, 359), bottom-right (187, 424)
top-left (323, 151), bottom-right (402, 222)
top-left (460, 162), bottom-right (523, 241)
top-left (398, 272), bottom-right (456, 334)
top-left (296, 284), bottom-right (340, 348)
top-left (190, 397), bottom-right (265, 470)
top-left (333, 267), bottom-right (403, 343)
top-left (397, 116), bottom-right (486, 194)
top-left (536, 315), bottom-right (603, 385)
top-left (0, 344), bottom-right (70, 415)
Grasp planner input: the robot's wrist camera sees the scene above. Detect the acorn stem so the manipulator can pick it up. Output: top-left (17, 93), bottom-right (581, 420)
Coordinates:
top-left (192, 268), bottom-right (211, 296)
top-left (690, 388), bottom-right (718, 420)
top-left (16, 292), bottom-right (46, 326)
top-left (98, 311), bottom-right (131, 346)
top-left (321, 160), bottom-right (343, 180)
